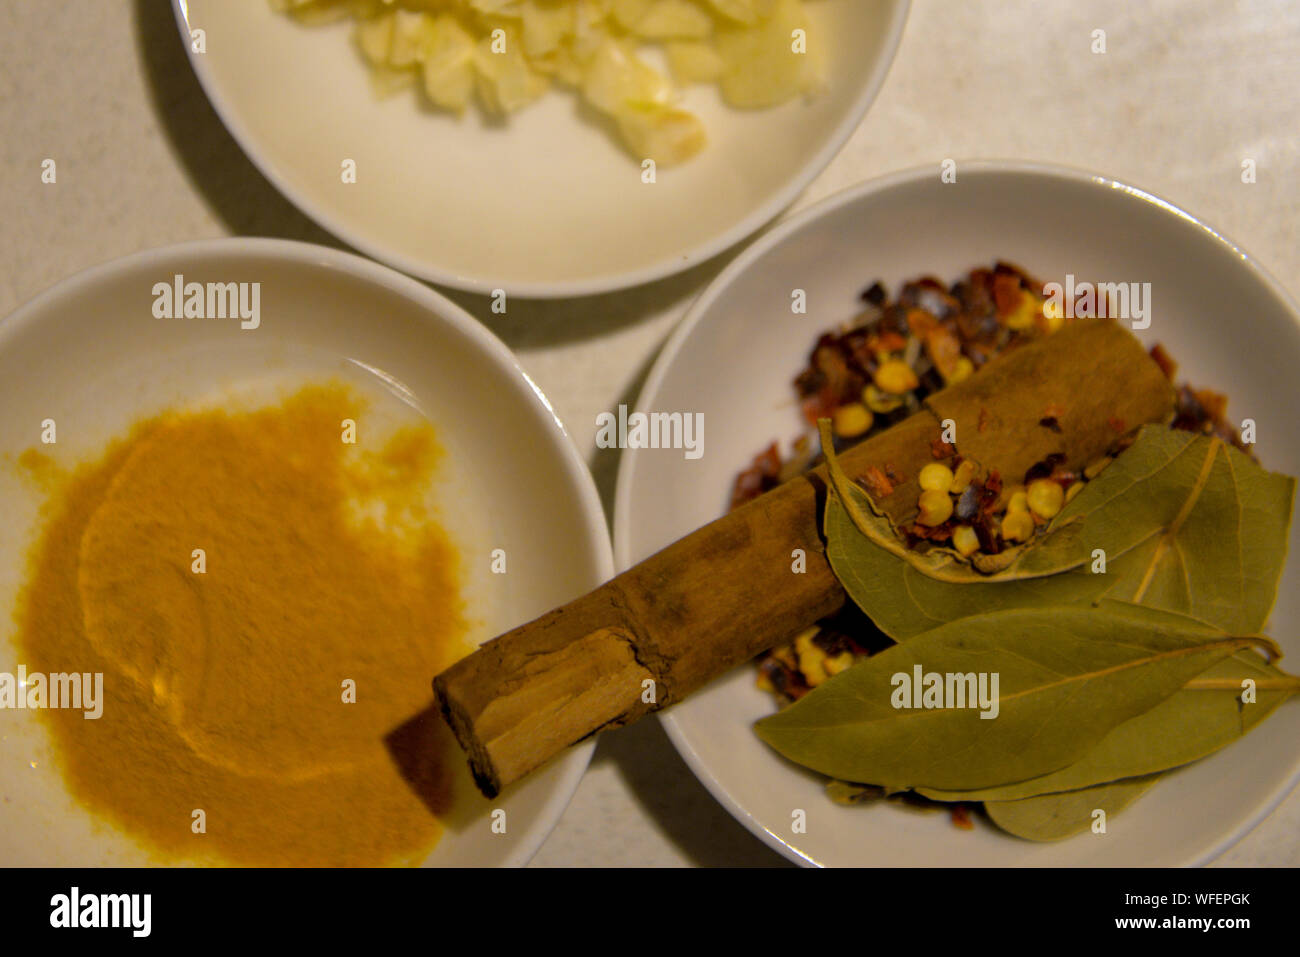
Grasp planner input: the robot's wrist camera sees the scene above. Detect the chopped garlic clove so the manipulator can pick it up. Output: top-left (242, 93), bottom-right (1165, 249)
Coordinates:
top-left (665, 40), bottom-right (726, 84)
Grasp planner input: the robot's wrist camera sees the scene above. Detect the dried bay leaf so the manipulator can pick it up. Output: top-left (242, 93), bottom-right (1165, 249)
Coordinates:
top-left (916, 651), bottom-right (1300, 803)
top-left (753, 603), bottom-right (1273, 792)
top-left (822, 425), bottom-right (1296, 640)
top-left (984, 775), bottom-right (1162, 842)
top-left (825, 779), bottom-right (884, 805)
top-left (804, 413), bottom-right (1296, 840)
top-left (825, 491), bottom-right (1109, 641)
top-left (818, 419), bottom-right (1060, 584)
top-left (1068, 426), bottom-right (1295, 633)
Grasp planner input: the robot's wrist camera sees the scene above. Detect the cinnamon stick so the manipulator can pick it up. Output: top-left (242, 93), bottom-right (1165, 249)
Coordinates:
top-left (434, 319), bottom-right (1176, 797)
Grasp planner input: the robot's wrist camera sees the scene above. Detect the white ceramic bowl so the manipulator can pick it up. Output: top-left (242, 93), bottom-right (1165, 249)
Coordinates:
top-left (0, 238), bottom-right (613, 866)
top-left (172, 0), bottom-right (908, 297)
top-left (614, 161), bottom-right (1300, 866)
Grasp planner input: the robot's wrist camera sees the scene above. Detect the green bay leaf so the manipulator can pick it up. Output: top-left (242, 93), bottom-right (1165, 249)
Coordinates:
top-left (823, 425), bottom-right (1296, 640)
top-left (753, 603), bottom-right (1266, 792)
top-left (984, 775), bottom-right (1162, 842)
top-left (916, 651), bottom-right (1300, 802)
top-left (1097, 433), bottom-right (1296, 632)
top-left (825, 491), bottom-right (1109, 641)
top-left (817, 419), bottom-right (1055, 584)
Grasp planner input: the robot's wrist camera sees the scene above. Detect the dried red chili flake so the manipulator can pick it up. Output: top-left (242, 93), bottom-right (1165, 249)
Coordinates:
top-left (811, 341), bottom-right (851, 394)
top-left (1170, 385), bottom-right (1253, 454)
top-left (800, 387), bottom-right (839, 428)
top-left (730, 442), bottom-right (783, 509)
top-left (861, 280), bottom-right (887, 306)
top-left (950, 804), bottom-right (975, 831)
top-left (904, 307), bottom-right (939, 339)
top-left (992, 272), bottom-right (1023, 318)
top-left (1149, 343), bottom-right (1178, 380)
top-left (994, 260), bottom-right (1035, 282)
top-left (1024, 453), bottom-right (1066, 485)
top-left (954, 275), bottom-right (996, 327)
top-left (1108, 416), bottom-right (1127, 433)
top-left (910, 521), bottom-right (956, 542)
top-left (1193, 387), bottom-right (1228, 423)
top-left (956, 315), bottom-right (1000, 355)
top-left (876, 330), bottom-right (908, 353)
top-left (925, 326), bottom-right (964, 380)
top-left (973, 514), bottom-right (1001, 554)
top-left (843, 330), bottom-right (878, 376)
top-left (968, 266), bottom-right (995, 293)
top-left (931, 437), bottom-right (956, 459)
top-left (794, 366), bottom-right (824, 398)
top-left (759, 657), bottom-right (810, 701)
top-left (977, 470), bottom-right (1003, 513)
top-left (858, 465), bottom-right (895, 499)
top-left (889, 302), bottom-right (925, 339)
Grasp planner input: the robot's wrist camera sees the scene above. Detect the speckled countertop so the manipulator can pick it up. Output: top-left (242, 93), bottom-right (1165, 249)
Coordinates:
top-left (2, 0), bottom-right (1297, 866)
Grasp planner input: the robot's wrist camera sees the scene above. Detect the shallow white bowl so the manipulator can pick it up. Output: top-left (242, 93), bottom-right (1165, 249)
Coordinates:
top-left (173, 0), bottom-right (908, 297)
top-left (614, 161), bottom-right (1300, 866)
top-left (0, 238), bottom-right (612, 866)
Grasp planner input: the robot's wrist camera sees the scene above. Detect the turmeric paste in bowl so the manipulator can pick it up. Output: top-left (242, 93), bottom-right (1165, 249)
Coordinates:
top-left (14, 382), bottom-right (473, 866)
top-left (0, 239), bottom-right (612, 867)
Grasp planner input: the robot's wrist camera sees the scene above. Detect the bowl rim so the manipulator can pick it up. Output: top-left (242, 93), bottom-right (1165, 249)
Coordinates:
top-left (0, 235), bottom-right (614, 867)
top-left (613, 158), bottom-right (1300, 867)
top-left (171, 0), bottom-right (911, 299)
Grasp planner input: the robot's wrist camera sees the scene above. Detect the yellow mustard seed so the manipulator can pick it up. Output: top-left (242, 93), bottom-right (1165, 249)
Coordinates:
top-left (917, 489), bottom-right (954, 526)
top-left (1001, 509), bottom-right (1035, 542)
top-left (919, 462), bottom-right (955, 493)
top-left (795, 629), bottom-right (829, 687)
top-left (863, 384), bottom-right (905, 413)
top-left (952, 525), bottom-right (980, 556)
top-left (950, 459), bottom-right (977, 493)
top-left (1027, 479), bottom-right (1065, 520)
top-left (874, 359), bottom-right (919, 395)
top-left (832, 402), bottom-right (873, 438)
top-left (824, 651), bottom-right (855, 677)
top-left (944, 356), bottom-right (975, 384)
top-left (1005, 290), bottom-right (1040, 330)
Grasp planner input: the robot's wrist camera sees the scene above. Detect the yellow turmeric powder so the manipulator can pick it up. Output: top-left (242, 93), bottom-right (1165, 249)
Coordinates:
top-left (13, 382), bottom-right (473, 866)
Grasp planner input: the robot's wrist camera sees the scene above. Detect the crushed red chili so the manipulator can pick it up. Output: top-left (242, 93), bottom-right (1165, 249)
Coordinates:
top-left (737, 262), bottom-right (1259, 824)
